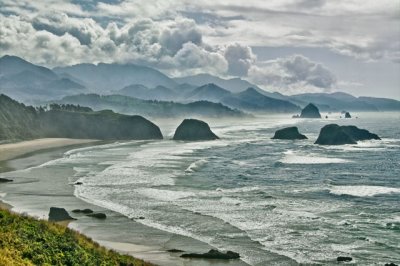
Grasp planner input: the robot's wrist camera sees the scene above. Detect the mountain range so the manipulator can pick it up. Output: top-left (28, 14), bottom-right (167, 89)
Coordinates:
top-left (1, 55), bottom-right (399, 113)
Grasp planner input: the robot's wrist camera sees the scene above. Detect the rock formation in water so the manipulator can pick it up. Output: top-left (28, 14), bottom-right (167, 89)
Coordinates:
top-left (344, 112), bottom-right (351, 118)
top-left (48, 207), bottom-right (75, 222)
top-left (181, 249), bottom-right (240, 259)
top-left (300, 103), bottom-right (321, 118)
top-left (315, 124), bottom-right (380, 145)
top-left (337, 256), bottom-right (352, 262)
top-left (272, 127), bottom-right (307, 140)
top-left (173, 119), bottom-right (219, 141)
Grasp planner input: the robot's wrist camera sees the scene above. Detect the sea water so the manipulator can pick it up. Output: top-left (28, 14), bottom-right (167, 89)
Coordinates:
top-left (3, 113), bottom-right (400, 265)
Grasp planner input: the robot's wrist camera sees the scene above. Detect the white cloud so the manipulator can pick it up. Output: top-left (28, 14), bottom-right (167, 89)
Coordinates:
top-left (224, 43), bottom-right (256, 76)
top-left (248, 54), bottom-right (337, 94)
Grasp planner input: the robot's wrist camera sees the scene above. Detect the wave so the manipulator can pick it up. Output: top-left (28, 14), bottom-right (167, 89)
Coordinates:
top-left (185, 159), bottom-right (208, 173)
top-left (280, 150), bottom-right (350, 164)
top-left (329, 185), bottom-right (400, 197)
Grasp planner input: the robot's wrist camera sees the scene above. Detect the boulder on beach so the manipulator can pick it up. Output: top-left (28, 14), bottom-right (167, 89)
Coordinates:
top-left (86, 213), bottom-right (107, 219)
top-left (181, 249), bottom-right (240, 259)
top-left (167, 249), bottom-right (184, 253)
top-left (337, 256), bottom-right (352, 262)
top-left (173, 119), bottom-right (219, 141)
top-left (272, 127), bottom-right (307, 140)
top-left (48, 207), bottom-right (75, 222)
top-left (72, 209), bottom-right (93, 214)
top-left (344, 112), bottom-right (351, 118)
top-left (0, 177), bottom-right (13, 183)
top-left (315, 124), bottom-right (380, 145)
top-left (300, 103), bottom-right (321, 118)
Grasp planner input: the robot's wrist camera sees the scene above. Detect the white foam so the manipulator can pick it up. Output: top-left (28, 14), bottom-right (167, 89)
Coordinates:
top-left (330, 185), bottom-right (400, 197)
top-left (135, 188), bottom-right (195, 201)
top-left (185, 159), bottom-right (208, 173)
top-left (280, 150), bottom-right (349, 164)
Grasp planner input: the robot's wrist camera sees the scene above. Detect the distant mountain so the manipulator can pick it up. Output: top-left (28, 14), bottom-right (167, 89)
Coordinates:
top-left (0, 55), bottom-right (57, 78)
top-left (59, 94), bottom-right (246, 118)
top-left (54, 63), bottom-right (177, 93)
top-left (0, 55), bottom-right (86, 102)
top-left (358, 97), bottom-right (400, 111)
top-left (0, 94), bottom-right (162, 141)
top-left (287, 92), bottom-right (400, 111)
top-left (221, 88), bottom-right (300, 113)
top-left (185, 83), bottom-right (231, 102)
top-left (116, 84), bottom-right (179, 101)
top-left (175, 73), bottom-right (261, 93)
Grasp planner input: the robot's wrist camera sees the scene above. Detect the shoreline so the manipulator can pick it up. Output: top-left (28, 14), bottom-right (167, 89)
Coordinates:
top-left (0, 140), bottom-right (248, 266)
top-left (0, 138), bottom-right (99, 163)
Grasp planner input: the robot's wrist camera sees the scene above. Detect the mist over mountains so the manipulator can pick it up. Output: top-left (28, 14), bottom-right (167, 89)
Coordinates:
top-left (1, 55), bottom-right (399, 116)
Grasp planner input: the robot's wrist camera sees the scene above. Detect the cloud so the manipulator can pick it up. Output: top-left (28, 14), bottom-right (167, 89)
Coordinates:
top-left (224, 43), bottom-right (256, 76)
top-left (248, 54), bottom-right (337, 94)
top-left (0, 13), bottom-right (228, 77)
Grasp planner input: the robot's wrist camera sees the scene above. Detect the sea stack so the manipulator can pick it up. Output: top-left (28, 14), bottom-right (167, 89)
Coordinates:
top-left (300, 103), bottom-right (321, 118)
top-left (344, 112), bottom-right (351, 118)
top-left (173, 119), bottom-right (219, 141)
top-left (48, 207), bottom-right (75, 222)
top-left (272, 127), bottom-right (307, 140)
top-left (315, 124), bottom-right (380, 145)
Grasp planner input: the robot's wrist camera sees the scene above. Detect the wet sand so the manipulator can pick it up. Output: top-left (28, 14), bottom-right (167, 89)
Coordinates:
top-left (0, 138), bottom-right (98, 162)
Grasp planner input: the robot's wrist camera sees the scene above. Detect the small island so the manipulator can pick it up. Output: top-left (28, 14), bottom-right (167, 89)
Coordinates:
top-left (300, 103), bottom-right (321, 118)
top-left (173, 119), bottom-right (219, 141)
top-left (315, 124), bottom-right (380, 145)
top-left (272, 127), bottom-right (307, 140)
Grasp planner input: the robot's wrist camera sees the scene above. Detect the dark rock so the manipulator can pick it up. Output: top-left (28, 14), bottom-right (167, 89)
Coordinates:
top-left (74, 182), bottom-right (83, 185)
top-left (341, 125), bottom-right (380, 141)
top-left (384, 263), bottom-right (398, 266)
top-left (300, 103), bottom-right (321, 118)
top-left (0, 178), bottom-right (13, 183)
top-left (72, 208), bottom-right (93, 214)
top-left (138, 216), bottom-right (145, 220)
top-left (325, 115), bottom-right (328, 119)
top-left (86, 213), bottom-right (107, 219)
top-left (315, 124), bottom-right (380, 145)
top-left (48, 207), bottom-right (75, 222)
top-left (344, 112), bottom-right (351, 118)
top-left (173, 119), bottom-right (219, 141)
top-left (337, 256), bottom-right (352, 262)
top-left (167, 249), bottom-right (184, 253)
top-left (272, 126), bottom-right (307, 140)
top-left (181, 249), bottom-right (240, 259)
top-left (292, 114), bottom-right (300, 118)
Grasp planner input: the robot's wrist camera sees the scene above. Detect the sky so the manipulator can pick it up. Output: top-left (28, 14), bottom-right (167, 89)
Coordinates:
top-left (0, 0), bottom-right (399, 99)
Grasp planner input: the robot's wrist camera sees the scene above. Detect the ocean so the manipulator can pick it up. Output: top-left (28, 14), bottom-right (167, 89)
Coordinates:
top-left (1, 112), bottom-right (399, 265)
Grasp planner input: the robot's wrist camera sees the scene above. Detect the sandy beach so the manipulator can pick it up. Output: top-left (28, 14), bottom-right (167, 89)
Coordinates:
top-left (0, 138), bottom-right (98, 162)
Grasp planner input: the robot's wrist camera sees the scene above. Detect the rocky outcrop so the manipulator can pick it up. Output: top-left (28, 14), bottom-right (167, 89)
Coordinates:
top-left (337, 256), bottom-right (352, 262)
top-left (181, 249), bottom-right (240, 259)
top-left (300, 103), bottom-right (321, 118)
top-left (272, 127), bottom-right (307, 140)
top-left (0, 178), bottom-right (13, 183)
top-left (48, 207), bottom-right (75, 222)
top-left (344, 112), bottom-right (351, 118)
top-left (72, 209), bottom-right (93, 214)
top-left (173, 119), bottom-right (219, 141)
top-left (86, 213), bottom-right (107, 219)
top-left (315, 124), bottom-right (380, 145)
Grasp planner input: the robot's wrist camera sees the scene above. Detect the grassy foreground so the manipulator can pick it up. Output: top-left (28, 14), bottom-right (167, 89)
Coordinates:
top-left (0, 208), bottom-right (155, 266)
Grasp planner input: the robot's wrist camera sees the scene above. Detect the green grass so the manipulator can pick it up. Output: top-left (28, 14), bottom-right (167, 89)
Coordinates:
top-left (0, 208), bottom-right (155, 266)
